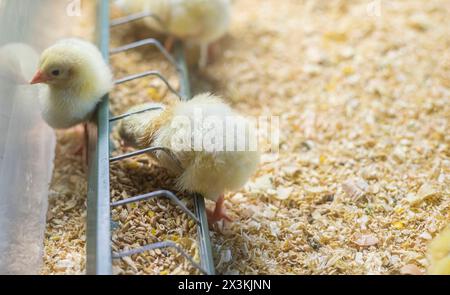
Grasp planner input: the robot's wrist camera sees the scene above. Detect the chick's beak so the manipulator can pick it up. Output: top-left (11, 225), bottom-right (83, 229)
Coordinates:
top-left (30, 70), bottom-right (50, 84)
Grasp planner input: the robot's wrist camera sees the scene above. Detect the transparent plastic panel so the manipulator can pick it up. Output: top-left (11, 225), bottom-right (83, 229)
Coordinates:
top-left (0, 0), bottom-right (80, 274)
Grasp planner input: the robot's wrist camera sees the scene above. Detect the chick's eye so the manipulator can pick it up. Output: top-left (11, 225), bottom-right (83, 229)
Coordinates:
top-left (51, 70), bottom-right (60, 76)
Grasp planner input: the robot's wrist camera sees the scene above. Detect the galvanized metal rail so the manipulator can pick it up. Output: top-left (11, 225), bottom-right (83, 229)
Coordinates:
top-left (86, 0), bottom-right (215, 275)
top-left (86, 0), bottom-right (112, 275)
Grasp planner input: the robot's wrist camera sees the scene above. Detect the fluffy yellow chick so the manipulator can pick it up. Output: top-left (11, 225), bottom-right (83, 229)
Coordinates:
top-left (115, 0), bottom-right (231, 67)
top-left (427, 225), bottom-right (450, 275)
top-left (29, 38), bottom-right (113, 160)
top-left (31, 38), bottom-right (113, 129)
top-left (119, 93), bottom-right (260, 224)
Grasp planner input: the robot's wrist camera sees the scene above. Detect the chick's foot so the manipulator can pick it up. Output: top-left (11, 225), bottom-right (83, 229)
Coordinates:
top-left (207, 195), bottom-right (232, 226)
top-left (164, 36), bottom-right (176, 52)
top-left (69, 125), bottom-right (85, 155)
top-left (68, 124), bottom-right (89, 169)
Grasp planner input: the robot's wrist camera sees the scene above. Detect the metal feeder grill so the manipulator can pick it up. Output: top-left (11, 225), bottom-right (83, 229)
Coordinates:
top-left (86, 0), bottom-right (215, 275)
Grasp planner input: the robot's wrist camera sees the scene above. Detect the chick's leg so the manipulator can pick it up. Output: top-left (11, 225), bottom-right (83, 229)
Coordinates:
top-left (83, 123), bottom-right (89, 167)
top-left (207, 194), bottom-right (232, 226)
top-left (70, 124), bottom-right (85, 156)
top-left (164, 35), bottom-right (175, 52)
top-left (69, 123), bottom-right (89, 169)
top-left (198, 43), bottom-right (209, 69)
top-left (198, 42), bottom-right (220, 69)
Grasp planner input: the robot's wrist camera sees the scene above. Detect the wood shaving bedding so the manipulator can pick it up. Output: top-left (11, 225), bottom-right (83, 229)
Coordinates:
top-left (204, 0), bottom-right (449, 275)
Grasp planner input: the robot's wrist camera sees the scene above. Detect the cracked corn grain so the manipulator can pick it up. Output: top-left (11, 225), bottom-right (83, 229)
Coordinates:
top-left (43, 0), bottom-right (449, 275)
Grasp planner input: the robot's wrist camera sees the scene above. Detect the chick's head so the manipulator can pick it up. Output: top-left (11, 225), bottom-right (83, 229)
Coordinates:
top-left (32, 54), bottom-right (73, 86)
top-left (30, 38), bottom-right (112, 97)
top-left (32, 43), bottom-right (83, 86)
top-left (118, 102), bottom-right (166, 149)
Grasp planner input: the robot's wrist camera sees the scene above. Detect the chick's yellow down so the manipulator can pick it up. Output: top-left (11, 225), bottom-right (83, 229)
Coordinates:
top-left (115, 0), bottom-right (231, 67)
top-left (427, 225), bottom-right (450, 275)
top-left (31, 38), bottom-right (113, 129)
top-left (119, 93), bottom-right (260, 224)
top-left (118, 102), bottom-right (165, 148)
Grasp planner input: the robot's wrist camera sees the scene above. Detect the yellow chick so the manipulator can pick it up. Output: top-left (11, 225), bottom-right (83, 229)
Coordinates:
top-left (115, 0), bottom-right (231, 68)
top-left (29, 38), bottom-right (113, 161)
top-left (30, 38), bottom-right (113, 129)
top-left (119, 93), bottom-right (260, 224)
top-left (427, 225), bottom-right (450, 275)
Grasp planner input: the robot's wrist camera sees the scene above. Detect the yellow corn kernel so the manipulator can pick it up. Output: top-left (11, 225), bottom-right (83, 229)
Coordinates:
top-left (342, 66), bottom-right (355, 76)
top-left (319, 155), bottom-right (327, 164)
top-left (392, 221), bottom-right (405, 229)
top-left (395, 207), bottom-right (405, 214)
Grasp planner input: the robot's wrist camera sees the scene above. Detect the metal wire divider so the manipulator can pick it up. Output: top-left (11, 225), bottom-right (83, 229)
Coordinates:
top-left (86, 0), bottom-right (215, 275)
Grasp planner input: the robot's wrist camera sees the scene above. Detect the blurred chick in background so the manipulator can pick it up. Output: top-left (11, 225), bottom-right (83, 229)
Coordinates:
top-left (0, 43), bottom-right (37, 85)
top-left (30, 38), bottom-right (113, 162)
top-left (427, 225), bottom-right (450, 275)
top-left (115, 0), bottom-right (231, 68)
top-left (119, 93), bottom-right (260, 225)
top-left (0, 43), bottom-right (40, 159)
